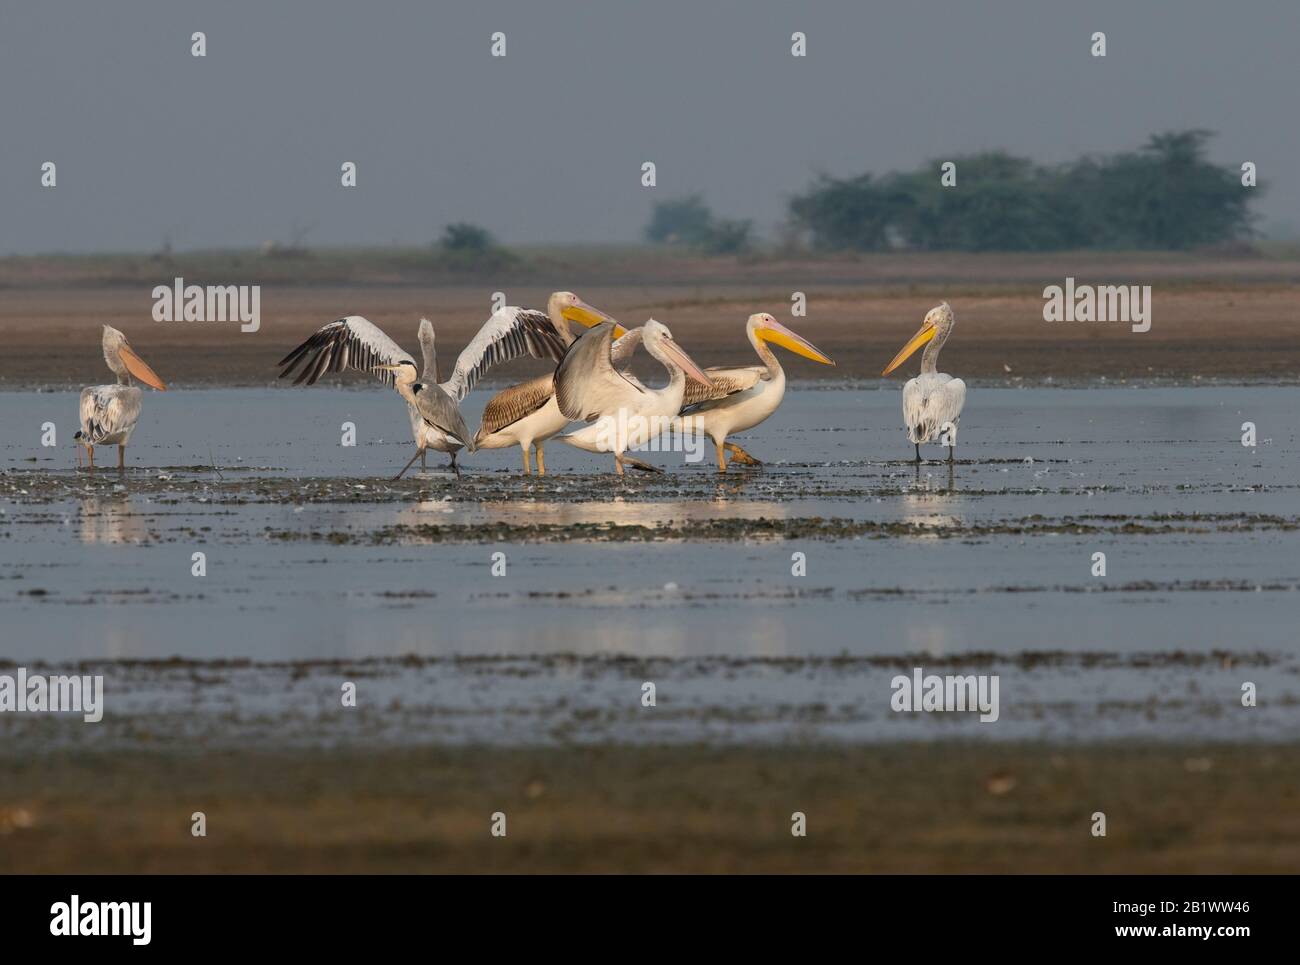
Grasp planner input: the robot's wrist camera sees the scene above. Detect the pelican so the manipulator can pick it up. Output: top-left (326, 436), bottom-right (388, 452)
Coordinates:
top-left (881, 302), bottom-right (966, 463)
top-left (472, 292), bottom-right (626, 474)
top-left (277, 308), bottom-right (566, 478)
top-left (679, 313), bottom-right (835, 472)
top-left (74, 325), bottom-right (168, 470)
top-left (555, 319), bottom-right (713, 475)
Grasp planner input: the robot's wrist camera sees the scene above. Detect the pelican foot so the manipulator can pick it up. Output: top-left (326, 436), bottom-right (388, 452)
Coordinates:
top-left (724, 443), bottom-right (762, 466)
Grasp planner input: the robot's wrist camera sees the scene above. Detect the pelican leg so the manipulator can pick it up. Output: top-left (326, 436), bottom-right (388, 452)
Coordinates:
top-left (716, 441), bottom-right (727, 473)
top-left (947, 444), bottom-right (955, 464)
top-left (449, 452), bottom-right (461, 478)
top-left (88, 445), bottom-right (95, 471)
top-left (421, 450), bottom-right (427, 471)
top-left (76, 443), bottom-right (82, 469)
top-left (914, 443), bottom-right (922, 464)
top-left (724, 442), bottom-right (761, 466)
top-left (614, 453), bottom-right (625, 476)
top-left (536, 445), bottom-right (546, 476)
top-left (392, 447), bottom-right (423, 481)
top-left (118, 445), bottom-right (126, 471)
top-left (521, 447), bottom-right (532, 475)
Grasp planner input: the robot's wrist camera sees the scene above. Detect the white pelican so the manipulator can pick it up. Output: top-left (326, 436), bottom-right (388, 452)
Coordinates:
top-left (74, 325), bottom-right (168, 470)
top-left (277, 308), bottom-right (566, 478)
top-left (472, 292), bottom-right (627, 474)
top-left (881, 302), bottom-right (966, 463)
top-left (679, 312), bottom-right (835, 472)
top-left (555, 319), bottom-right (713, 475)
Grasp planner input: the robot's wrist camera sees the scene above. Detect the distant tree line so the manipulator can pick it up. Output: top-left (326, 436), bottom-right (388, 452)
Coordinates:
top-left (641, 131), bottom-right (1254, 254)
top-left (643, 195), bottom-right (754, 253)
top-left (787, 131), bottom-right (1254, 252)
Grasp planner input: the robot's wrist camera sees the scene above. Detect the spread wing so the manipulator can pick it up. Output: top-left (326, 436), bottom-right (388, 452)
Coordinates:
top-left (474, 373), bottom-right (555, 443)
top-left (79, 385), bottom-right (141, 443)
top-left (277, 316), bottom-right (414, 387)
top-left (554, 321), bottom-right (646, 422)
top-left (411, 382), bottom-right (472, 448)
top-left (609, 328), bottom-right (643, 368)
top-left (680, 365), bottom-right (765, 410)
top-left (442, 307), bottom-right (567, 403)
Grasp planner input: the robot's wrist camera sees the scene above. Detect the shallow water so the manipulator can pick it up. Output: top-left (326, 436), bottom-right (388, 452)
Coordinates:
top-left (2, 385), bottom-right (1298, 742)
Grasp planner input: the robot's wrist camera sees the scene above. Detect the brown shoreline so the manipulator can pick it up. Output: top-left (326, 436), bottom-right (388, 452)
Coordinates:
top-left (3, 742), bottom-right (1296, 873)
top-left (2, 250), bottom-right (1299, 386)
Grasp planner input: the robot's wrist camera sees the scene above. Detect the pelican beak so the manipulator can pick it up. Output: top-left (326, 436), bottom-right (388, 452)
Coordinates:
top-left (756, 319), bottom-right (835, 365)
top-left (119, 343), bottom-right (167, 390)
top-left (881, 320), bottom-right (937, 377)
top-left (661, 337), bottom-right (714, 387)
top-left (562, 300), bottom-right (626, 338)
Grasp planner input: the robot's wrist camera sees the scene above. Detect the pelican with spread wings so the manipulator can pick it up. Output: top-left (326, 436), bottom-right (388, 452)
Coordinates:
top-left (75, 325), bottom-right (168, 470)
top-left (881, 302), bottom-right (966, 463)
top-left (678, 313), bottom-right (834, 472)
top-left (277, 308), bottom-right (566, 478)
top-left (554, 319), bottom-right (713, 475)
top-left (472, 292), bottom-right (626, 474)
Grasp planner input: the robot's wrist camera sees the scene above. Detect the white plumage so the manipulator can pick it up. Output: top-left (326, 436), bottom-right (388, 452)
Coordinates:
top-left (79, 385), bottom-right (141, 447)
top-left (678, 312), bottom-right (834, 472)
top-left (471, 293), bottom-right (624, 474)
top-left (882, 302), bottom-right (967, 462)
top-left (555, 319), bottom-right (714, 475)
top-left (901, 373), bottom-right (966, 445)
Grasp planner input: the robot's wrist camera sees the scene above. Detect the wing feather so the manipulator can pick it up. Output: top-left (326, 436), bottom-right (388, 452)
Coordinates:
top-left (411, 383), bottom-right (472, 448)
top-left (475, 374), bottom-right (555, 442)
top-left (78, 385), bottom-right (140, 443)
top-left (902, 374), bottom-right (966, 444)
top-left (554, 321), bottom-right (645, 422)
top-left (442, 308), bottom-right (567, 402)
top-left (609, 328), bottom-right (643, 368)
top-left (680, 365), bottom-right (764, 409)
top-left (277, 316), bottom-right (415, 387)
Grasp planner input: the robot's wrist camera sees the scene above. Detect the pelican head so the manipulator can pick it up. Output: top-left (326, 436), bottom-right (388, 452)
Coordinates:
top-left (549, 291), bottom-right (624, 341)
top-left (748, 313), bottom-right (835, 365)
top-left (376, 359), bottom-right (421, 386)
top-left (102, 325), bottom-right (167, 390)
top-left (882, 302), bottom-right (954, 377)
top-left (641, 319), bottom-right (714, 386)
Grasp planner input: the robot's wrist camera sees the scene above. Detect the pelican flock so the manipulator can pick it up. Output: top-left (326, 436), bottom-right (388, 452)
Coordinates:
top-left (75, 325), bottom-right (168, 469)
top-left (276, 307), bottom-right (567, 477)
top-left (66, 299), bottom-right (969, 476)
top-left (881, 302), bottom-right (966, 463)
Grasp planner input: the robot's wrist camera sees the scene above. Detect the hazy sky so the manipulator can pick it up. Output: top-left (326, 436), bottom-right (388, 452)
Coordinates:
top-left (2, 0), bottom-right (1296, 254)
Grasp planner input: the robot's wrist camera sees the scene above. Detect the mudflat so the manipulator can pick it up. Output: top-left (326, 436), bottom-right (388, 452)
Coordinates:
top-left (2, 250), bottom-right (1299, 386)
top-left (2, 742), bottom-right (1294, 873)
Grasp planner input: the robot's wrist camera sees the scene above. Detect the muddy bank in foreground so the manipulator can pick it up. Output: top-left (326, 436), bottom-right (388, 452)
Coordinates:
top-left (2, 742), bottom-right (1295, 873)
